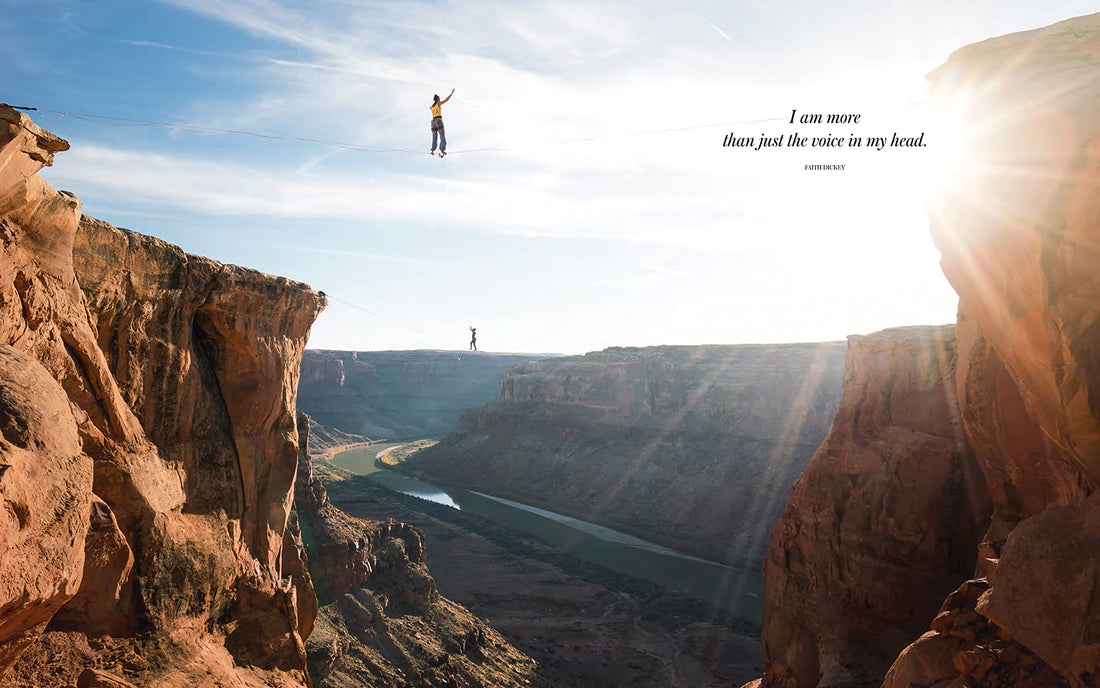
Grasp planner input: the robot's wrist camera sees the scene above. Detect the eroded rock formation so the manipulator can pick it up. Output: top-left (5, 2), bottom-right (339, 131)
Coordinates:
top-left (882, 13), bottom-right (1100, 687)
top-left (0, 346), bottom-right (93, 674)
top-left (0, 104), bottom-right (324, 686)
top-left (294, 413), bottom-right (538, 688)
top-left (757, 327), bottom-right (990, 688)
top-left (406, 343), bottom-right (846, 565)
top-left (0, 104), bottom-right (539, 688)
top-left (753, 12), bottom-right (1100, 688)
top-left (75, 217), bottom-right (320, 580)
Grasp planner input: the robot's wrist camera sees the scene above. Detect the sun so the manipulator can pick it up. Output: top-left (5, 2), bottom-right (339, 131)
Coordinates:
top-left (878, 97), bottom-right (976, 206)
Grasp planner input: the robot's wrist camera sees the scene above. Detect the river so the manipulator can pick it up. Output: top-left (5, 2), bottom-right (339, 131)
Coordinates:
top-left (333, 445), bottom-right (763, 624)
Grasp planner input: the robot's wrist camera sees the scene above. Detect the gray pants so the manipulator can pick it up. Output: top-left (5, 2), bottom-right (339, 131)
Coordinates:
top-left (431, 118), bottom-right (446, 152)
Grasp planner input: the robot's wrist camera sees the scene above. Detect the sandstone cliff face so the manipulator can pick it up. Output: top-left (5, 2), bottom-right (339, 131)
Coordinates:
top-left (758, 327), bottom-right (990, 688)
top-left (880, 13), bottom-right (1100, 687)
top-left (0, 104), bottom-right (540, 688)
top-left (299, 349), bottom-right (548, 440)
top-left (1, 107), bottom-right (132, 677)
top-left (407, 343), bottom-right (846, 565)
top-left (75, 217), bottom-right (320, 580)
top-left (0, 346), bottom-right (92, 673)
top-left (0, 105), bottom-right (325, 687)
top-left (753, 13), bottom-right (1100, 688)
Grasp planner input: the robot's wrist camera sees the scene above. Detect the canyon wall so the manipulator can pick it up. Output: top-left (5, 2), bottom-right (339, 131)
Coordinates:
top-left (889, 13), bottom-right (1100, 687)
top-left (0, 106), bottom-right (326, 686)
top-left (405, 343), bottom-right (847, 565)
top-left (0, 105), bottom-right (324, 687)
top-left (0, 104), bottom-right (538, 688)
top-left (299, 349), bottom-right (548, 440)
top-left (758, 327), bottom-right (990, 687)
top-left (753, 12), bottom-right (1100, 688)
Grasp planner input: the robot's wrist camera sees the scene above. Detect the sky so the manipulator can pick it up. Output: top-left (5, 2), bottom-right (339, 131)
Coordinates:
top-left (3, 0), bottom-right (1094, 354)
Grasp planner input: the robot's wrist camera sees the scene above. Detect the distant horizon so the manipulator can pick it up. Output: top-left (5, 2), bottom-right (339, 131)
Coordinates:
top-left (302, 325), bottom-right (943, 356)
top-left (7, 2), bottom-right (1094, 353)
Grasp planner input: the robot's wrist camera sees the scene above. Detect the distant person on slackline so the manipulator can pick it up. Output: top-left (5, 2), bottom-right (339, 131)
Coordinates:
top-left (430, 89), bottom-right (454, 157)
top-left (469, 326), bottom-right (477, 351)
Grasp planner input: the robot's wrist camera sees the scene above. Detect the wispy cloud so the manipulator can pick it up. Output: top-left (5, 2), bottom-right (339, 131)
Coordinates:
top-left (707, 21), bottom-right (732, 41)
top-left (272, 242), bottom-right (450, 268)
top-left (155, 0), bottom-right (331, 53)
top-left (120, 39), bottom-right (252, 61)
top-left (48, 143), bottom-right (753, 247)
top-left (49, 0), bottom-right (948, 262)
top-left (46, 136), bottom-right (917, 261)
top-left (14, 0), bottom-right (1001, 349)
top-left (148, 0), bottom-right (785, 154)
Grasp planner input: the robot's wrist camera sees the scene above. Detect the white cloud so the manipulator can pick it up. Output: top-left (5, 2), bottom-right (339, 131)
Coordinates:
top-left (155, 0), bottom-right (329, 53)
top-left (271, 243), bottom-right (450, 268)
top-left (71, 0), bottom-right (1027, 349)
top-left (47, 142), bottom-right (781, 249)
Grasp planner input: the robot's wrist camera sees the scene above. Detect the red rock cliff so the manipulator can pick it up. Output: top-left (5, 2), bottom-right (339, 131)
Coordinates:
top-left (0, 105), bottom-right (326, 687)
top-left (0, 104), bottom-right (539, 688)
top-left (883, 13), bottom-right (1100, 687)
top-left (757, 326), bottom-right (990, 688)
top-left (754, 12), bottom-right (1100, 688)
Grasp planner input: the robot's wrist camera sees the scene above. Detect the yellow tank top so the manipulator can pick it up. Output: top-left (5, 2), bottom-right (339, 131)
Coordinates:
top-left (431, 103), bottom-right (442, 117)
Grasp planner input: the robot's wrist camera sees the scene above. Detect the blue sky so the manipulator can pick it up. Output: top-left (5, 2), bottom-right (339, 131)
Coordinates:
top-left (4, 1), bottom-right (1094, 353)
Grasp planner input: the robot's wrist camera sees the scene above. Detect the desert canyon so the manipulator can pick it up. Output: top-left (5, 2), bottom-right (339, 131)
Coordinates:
top-left (0, 10), bottom-right (1098, 688)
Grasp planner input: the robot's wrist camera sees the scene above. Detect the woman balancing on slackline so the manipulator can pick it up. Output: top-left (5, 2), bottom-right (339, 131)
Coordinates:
top-left (430, 89), bottom-right (454, 157)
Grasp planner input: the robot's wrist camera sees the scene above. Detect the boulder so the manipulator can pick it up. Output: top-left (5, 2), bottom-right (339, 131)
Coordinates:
top-left (0, 345), bottom-right (93, 673)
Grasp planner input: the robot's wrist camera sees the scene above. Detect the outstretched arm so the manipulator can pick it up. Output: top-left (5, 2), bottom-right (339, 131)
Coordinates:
top-left (440, 88), bottom-right (455, 105)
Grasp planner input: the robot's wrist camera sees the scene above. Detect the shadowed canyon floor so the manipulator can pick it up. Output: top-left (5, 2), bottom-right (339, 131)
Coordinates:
top-left (322, 472), bottom-right (764, 687)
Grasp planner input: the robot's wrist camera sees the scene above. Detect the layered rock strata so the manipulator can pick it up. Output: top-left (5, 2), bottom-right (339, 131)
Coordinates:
top-left (757, 327), bottom-right (990, 687)
top-left (406, 343), bottom-right (847, 565)
top-left (299, 349), bottom-right (549, 440)
top-left (0, 104), bottom-right (323, 686)
top-left (753, 12), bottom-right (1100, 688)
top-left (882, 13), bottom-right (1100, 687)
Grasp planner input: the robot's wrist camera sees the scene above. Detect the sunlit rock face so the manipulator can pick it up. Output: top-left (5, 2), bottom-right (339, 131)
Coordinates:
top-left (928, 12), bottom-right (1100, 513)
top-left (881, 13), bottom-right (1100, 687)
top-left (0, 105), bottom-right (542, 688)
top-left (751, 13), bottom-right (1100, 688)
top-left (75, 216), bottom-right (325, 582)
top-left (407, 343), bottom-right (847, 566)
top-left (0, 346), bottom-right (93, 675)
top-left (0, 104), bottom-right (326, 687)
top-left (758, 326), bottom-right (990, 688)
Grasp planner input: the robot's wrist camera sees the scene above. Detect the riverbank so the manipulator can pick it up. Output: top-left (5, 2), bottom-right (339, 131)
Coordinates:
top-left (326, 438), bottom-right (438, 474)
top-left (333, 439), bottom-right (763, 622)
top-left (325, 474), bottom-right (762, 687)
top-left (392, 459), bottom-right (764, 572)
top-left (378, 439), bottom-right (439, 466)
